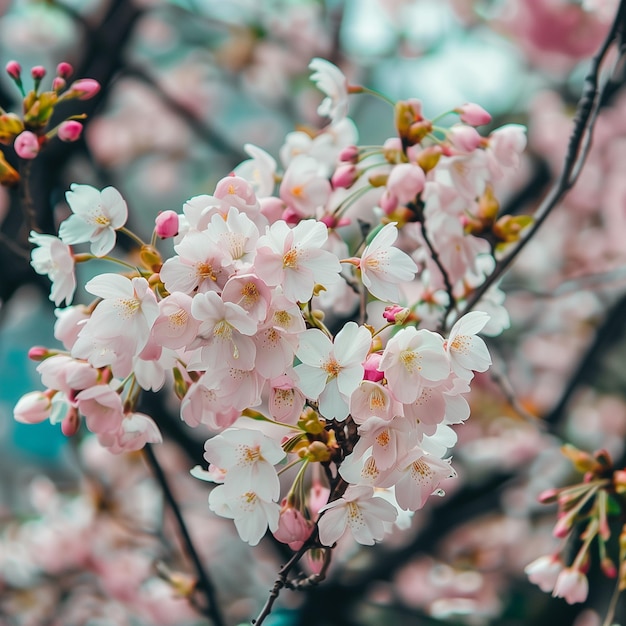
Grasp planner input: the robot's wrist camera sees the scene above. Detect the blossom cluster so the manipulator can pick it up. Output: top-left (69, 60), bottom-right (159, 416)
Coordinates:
top-left (15, 58), bottom-right (527, 552)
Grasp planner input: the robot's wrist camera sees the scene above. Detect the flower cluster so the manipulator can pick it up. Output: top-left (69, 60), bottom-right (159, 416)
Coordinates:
top-left (525, 445), bottom-right (626, 605)
top-left (0, 60), bottom-right (99, 185)
top-left (16, 59), bottom-right (527, 553)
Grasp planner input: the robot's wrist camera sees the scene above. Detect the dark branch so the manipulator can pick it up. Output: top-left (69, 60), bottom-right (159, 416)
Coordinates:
top-left (462, 0), bottom-right (626, 320)
top-left (144, 444), bottom-right (225, 626)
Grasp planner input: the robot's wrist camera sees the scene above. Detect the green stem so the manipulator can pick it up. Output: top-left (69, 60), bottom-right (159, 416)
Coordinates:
top-left (119, 226), bottom-right (147, 247)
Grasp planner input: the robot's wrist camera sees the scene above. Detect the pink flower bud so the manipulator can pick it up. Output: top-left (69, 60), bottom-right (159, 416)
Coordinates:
top-left (379, 190), bottom-right (398, 215)
top-left (5, 60), bottom-right (21, 80)
top-left (331, 163), bottom-right (358, 189)
top-left (67, 78), bottom-right (101, 100)
top-left (14, 391), bottom-right (52, 424)
top-left (386, 162), bottom-right (425, 205)
top-left (363, 352), bottom-right (384, 382)
top-left (61, 407), bottom-right (80, 437)
top-left (274, 505), bottom-right (313, 550)
top-left (383, 305), bottom-right (410, 324)
top-left (448, 124), bottom-right (482, 152)
top-left (57, 120), bottom-right (83, 142)
top-left (52, 77), bottom-right (66, 91)
top-left (14, 131), bottom-right (40, 159)
top-left (456, 102), bottom-right (492, 126)
top-left (28, 346), bottom-right (50, 361)
top-left (155, 210), bottom-right (179, 238)
top-left (339, 145), bottom-right (359, 163)
top-left (56, 62), bottom-right (73, 79)
top-left (31, 66), bottom-right (46, 80)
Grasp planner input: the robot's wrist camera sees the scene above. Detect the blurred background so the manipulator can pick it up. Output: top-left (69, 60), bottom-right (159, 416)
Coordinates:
top-left (1, 0), bottom-right (626, 625)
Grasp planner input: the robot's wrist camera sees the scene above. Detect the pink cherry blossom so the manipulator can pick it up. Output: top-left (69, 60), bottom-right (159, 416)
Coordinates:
top-left (380, 448), bottom-right (456, 511)
top-left (525, 554), bottom-right (564, 593)
top-left (159, 231), bottom-right (229, 295)
top-left (233, 143), bottom-right (277, 198)
top-left (280, 155), bottom-right (332, 218)
top-left (254, 219), bottom-right (341, 303)
top-left (552, 567), bottom-right (589, 604)
top-left (445, 311), bottom-right (492, 380)
top-left (294, 321), bottom-right (372, 420)
top-left (379, 327), bottom-right (450, 404)
top-left (359, 222), bottom-right (418, 302)
top-left (75, 384), bottom-right (124, 434)
top-left (318, 485), bottom-right (397, 546)
top-left (97, 412), bottom-right (162, 453)
top-left (188, 290), bottom-right (258, 372)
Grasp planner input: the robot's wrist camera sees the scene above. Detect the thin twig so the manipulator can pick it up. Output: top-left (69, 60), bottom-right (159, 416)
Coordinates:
top-left (461, 0), bottom-right (626, 323)
top-left (252, 530), bottom-right (320, 626)
top-left (416, 216), bottom-right (455, 332)
top-left (144, 444), bottom-right (225, 626)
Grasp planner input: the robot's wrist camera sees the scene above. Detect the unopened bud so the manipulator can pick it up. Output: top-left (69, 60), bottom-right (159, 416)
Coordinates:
top-left (537, 487), bottom-right (560, 504)
top-left (56, 62), bottom-right (73, 79)
top-left (306, 440), bottom-right (331, 462)
top-left (52, 77), bottom-right (66, 92)
top-left (456, 102), bottom-right (492, 127)
top-left (331, 163), bottom-right (358, 189)
top-left (5, 60), bottom-right (21, 80)
top-left (155, 210), bottom-right (179, 238)
top-left (14, 131), bottom-right (40, 159)
top-left (61, 407), bottom-right (80, 437)
top-left (28, 346), bottom-right (51, 361)
top-left (65, 78), bottom-right (100, 100)
top-left (57, 120), bottom-right (83, 142)
top-left (338, 145), bottom-right (359, 163)
top-left (363, 352), bottom-right (384, 382)
top-left (31, 66), bottom-right (46, 81)
top-left (383, 305), bottom-right (410, 324)
top-left (601, 557), bottom-right (617, 578)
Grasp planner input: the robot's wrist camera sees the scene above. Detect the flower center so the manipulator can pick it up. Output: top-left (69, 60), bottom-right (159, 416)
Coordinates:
top-left (323, 357), bottom-right (342, 379)
top-left (400, 349), bottom-right (421, 373)
top-left (283, 248), bottom-right (299, 269)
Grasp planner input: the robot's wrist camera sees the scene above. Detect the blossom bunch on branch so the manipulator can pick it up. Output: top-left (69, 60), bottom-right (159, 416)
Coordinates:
top-left (14, 56), bottom-right (534, 622)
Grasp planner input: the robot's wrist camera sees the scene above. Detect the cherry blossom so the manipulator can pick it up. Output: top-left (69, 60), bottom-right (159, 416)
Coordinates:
top-left (294, 321), bottom-right (372, 420)
top-left (317, 485), bottom-right (397, 546)
top-left (254, 219), bottom-right (341, 303)
top-left (58, 184), bottom-right (127, 257)
top-left (29, 231), bottom-right (76, 306)
top-left (359, 222), bottom-right (418, 302)
top-left (445, 311), bottom-right (492, 380)
top-left (309, 57), bottom-right (349, 123)
top-left (379, 327), bottom-right (450, 404)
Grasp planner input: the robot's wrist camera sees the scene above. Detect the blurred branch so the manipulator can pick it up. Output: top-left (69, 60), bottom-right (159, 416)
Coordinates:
top-left (462, 0), bottom-right (626, 320)
top-left (545, 292), bottom-right (626, 427)
top-left (144, 444), bottom-right (225, 626)
top-left (123, 64), bottom-right (247, 165)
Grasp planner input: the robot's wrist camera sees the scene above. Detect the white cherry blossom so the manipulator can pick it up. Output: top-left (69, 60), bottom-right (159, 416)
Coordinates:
top-left (58, 184), bottom-right (127, 257)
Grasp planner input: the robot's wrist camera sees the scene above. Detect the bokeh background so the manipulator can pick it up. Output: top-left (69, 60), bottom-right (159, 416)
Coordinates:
top-left (1, 1), bottom-right (626, 625)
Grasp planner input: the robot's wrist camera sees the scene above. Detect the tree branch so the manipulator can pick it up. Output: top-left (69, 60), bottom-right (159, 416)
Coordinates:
top-left (144, 444), bottom-right (225, 626)
top-left (462, 0), bottom-right (626, 319)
